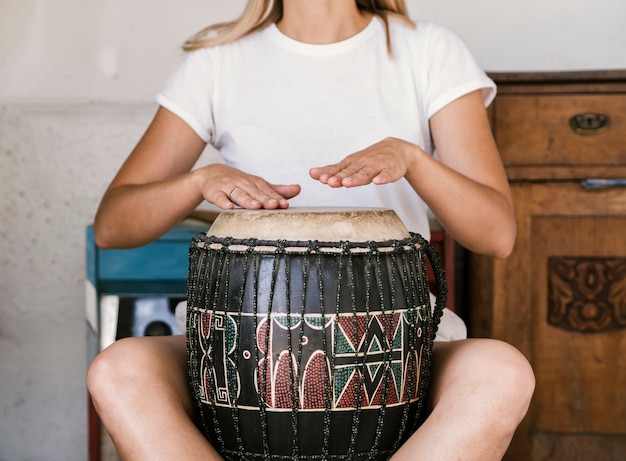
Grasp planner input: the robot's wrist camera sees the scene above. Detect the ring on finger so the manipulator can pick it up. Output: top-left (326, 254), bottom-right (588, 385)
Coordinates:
top-left (228, 187), bottom-right (240, 199)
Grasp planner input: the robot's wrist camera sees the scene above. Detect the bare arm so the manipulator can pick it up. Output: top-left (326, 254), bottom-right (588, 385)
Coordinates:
top-left (413, 90), bottom-right (515, 258)
top-left (94, 107), bottom-right (300, 249)
top-left (309, 90), bottom-right (515, 258)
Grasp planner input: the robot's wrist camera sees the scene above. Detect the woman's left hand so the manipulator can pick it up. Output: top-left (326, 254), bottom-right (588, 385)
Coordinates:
top-left (309, 137), bottom-right (420, 188)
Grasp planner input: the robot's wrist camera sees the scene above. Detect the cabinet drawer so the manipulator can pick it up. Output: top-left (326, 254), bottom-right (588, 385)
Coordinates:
top-left (493, 94), bottom-right (626, 166)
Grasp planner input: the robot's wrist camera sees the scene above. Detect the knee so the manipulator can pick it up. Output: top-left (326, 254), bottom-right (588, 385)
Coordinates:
top-left (87, 335), bottom-right (189, 406)
top-left (433, 338), bottom-right (535, 430)
top-left (87, 337), bottom-right (145, 403)
top-left (468, 339), bottom-right (535, 426)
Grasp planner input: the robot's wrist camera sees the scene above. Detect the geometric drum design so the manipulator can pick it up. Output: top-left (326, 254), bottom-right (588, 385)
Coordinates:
top-left (187, 232), bottom-right (446, 460)
top-left (191, 309), bottom-right (427, 410)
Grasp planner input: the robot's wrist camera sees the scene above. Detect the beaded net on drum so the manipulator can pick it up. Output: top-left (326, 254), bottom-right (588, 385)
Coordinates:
top-left (186, 233), bottom-right (446, 461)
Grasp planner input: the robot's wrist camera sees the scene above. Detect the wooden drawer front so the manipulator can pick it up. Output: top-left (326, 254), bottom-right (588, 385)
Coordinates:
top-left (494, 94), bottom-right (626, 166)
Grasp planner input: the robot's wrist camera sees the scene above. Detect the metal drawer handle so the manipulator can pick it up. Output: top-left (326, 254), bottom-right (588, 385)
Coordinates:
top-left (569, 113), bottom-right (609, 136)
top-left (581, 179), bottom-right (626, 190)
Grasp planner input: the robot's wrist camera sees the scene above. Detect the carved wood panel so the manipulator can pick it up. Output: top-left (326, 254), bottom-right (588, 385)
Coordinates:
top-left (548, 257), bottom-right (626, 333)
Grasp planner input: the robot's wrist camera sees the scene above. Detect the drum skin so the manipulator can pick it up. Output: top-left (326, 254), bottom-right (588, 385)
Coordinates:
top-left (186, 209), bottom-right (446, 460)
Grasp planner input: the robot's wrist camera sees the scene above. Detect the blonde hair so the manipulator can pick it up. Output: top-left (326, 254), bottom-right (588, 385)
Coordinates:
top-left (183, 0), bottom-right (413, 52)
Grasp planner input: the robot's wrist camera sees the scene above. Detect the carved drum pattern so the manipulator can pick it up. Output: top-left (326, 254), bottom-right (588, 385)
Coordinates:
top-left (185, 209), bottom-right (446, 460)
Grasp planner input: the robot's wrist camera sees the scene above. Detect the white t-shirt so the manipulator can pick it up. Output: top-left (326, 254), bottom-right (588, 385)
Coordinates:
top-left (156, 16), bottom-right (496, 241)
top-left (160, 17), bottom-right (496, 341)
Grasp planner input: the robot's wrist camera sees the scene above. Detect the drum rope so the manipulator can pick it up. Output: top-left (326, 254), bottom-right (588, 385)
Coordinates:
top-left (392, 241), bottom-right (415, 452)
top-left (368, 244), bottom-right (387, 459)
top-left (312, 242), bottom-right (332, 460)
top-left (245, 239), bottom-right (271, 458)
top-left (187, 232), bottom-right (448, 460)
top-left (410, 233), bottom-right (447, 340)
top-left (231, 241), bottom-right (252, 459)
top-left (338, 243), bottom-right (363, 458)
top-left (275, 240), bottom-right (302, 459)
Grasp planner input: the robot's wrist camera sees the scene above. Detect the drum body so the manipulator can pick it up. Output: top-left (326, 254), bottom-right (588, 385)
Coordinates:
top-left (186, 209), bottom-right (445, 460)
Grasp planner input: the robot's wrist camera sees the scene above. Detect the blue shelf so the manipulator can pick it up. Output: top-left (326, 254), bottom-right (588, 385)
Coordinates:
top-left (86, 222), bottom-right (208, 296)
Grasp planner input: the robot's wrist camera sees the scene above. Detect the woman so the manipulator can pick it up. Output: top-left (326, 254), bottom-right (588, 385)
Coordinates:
top-left (87, 1), bottom-right (535, 459)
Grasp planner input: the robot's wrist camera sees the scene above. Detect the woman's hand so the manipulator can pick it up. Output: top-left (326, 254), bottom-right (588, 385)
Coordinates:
top-left (193, 164), bottom-right (301, 210)
top-left (309, 90), bottom-right (516, 259)
top-left (94, 107), bottom-right (301, 249)
top-left (309, 137), bottom-right (420, 188)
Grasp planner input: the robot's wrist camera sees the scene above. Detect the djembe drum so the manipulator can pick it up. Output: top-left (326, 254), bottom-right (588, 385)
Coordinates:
top-left (186, 208), bottom-right (446, 460)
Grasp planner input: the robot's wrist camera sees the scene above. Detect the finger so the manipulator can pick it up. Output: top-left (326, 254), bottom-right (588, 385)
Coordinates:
top-left (309, 165), bottom-right (343, 184)
top-left (372, 169), bottom-right (395, 185)
top-left (237, 182), bottom-right (299, 210)
top-left (227, 186), bottom-right (240, 201)
top-left (315, 164), bottom-right (398, 188)
top-left (272, 184), bottom-right (301, 201)
top-left (252, 181), bottom-right (302, 208)
top-left (213, 191), bottom-right (236, 210)
top-left (339, 168), bottom-right (382, 187)
top-left (317, 167), bottom-right (359, 187)
top-left (227, 186), bottom-right (263, 209)
top-left (325, 164), bottom-right (373, 188)
top-left (250, 184), bottom-right (291, 209)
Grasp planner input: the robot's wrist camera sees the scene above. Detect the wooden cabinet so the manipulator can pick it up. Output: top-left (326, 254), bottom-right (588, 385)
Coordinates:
top-left (470, 71), bottom-right (626, 460)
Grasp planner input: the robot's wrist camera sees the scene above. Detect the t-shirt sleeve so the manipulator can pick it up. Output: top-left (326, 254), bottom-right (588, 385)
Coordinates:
top-left (424, 23), bottom-right (496, 118)
top-left (155, 50), bottom-right (214, 143)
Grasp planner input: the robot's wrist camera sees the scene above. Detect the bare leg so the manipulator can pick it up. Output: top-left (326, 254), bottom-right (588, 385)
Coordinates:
top-left (390, 338), bottom-right (535, 461)
top-left (88, 336), bottom-right (533, 460)
top-left (87, 335), bottom-right (223, 461)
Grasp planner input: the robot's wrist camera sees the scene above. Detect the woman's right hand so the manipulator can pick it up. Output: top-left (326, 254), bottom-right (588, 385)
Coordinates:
top-left (95, 108), bottom-right (300, 249)
top-left (193, 164), bottom-right (301, 210)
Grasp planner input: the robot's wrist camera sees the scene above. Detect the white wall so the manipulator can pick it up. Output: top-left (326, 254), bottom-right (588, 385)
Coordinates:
top-left (2, 0), bottom-right (625, 105)
top-left (0, 1), bottom-right (624, 460)
top-left (0, 0), bottom-right (248, 103)
top-left (410, 0), bottom-right (626, 72)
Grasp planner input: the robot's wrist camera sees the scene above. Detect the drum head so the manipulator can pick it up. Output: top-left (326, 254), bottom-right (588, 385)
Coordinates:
top-left (207, 207), bottom-right (410, 242)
